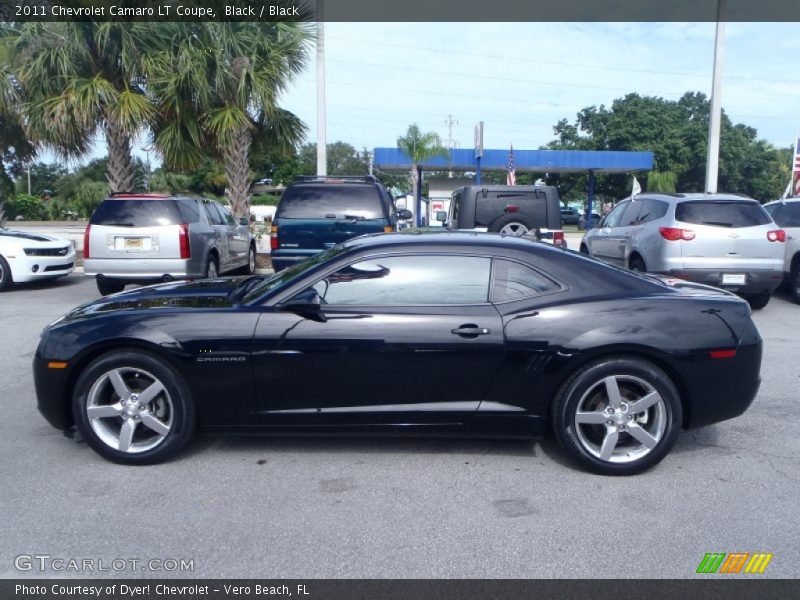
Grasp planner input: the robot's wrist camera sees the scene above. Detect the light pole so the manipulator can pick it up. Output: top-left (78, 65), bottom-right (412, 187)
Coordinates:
top-left (705, 0), bottom-right (725, 193)
top-left (141, 146), bottom-right (153, 192)
top-left (316, 0), bottom-right (327, 177)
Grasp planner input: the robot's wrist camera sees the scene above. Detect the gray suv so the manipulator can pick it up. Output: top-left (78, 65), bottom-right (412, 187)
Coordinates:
top-left (580, 193), bottom-right (785, 309)
top-left (84, 194), bottom-right (255, 296)
top-left (764, 197), bottom-right (800, 303)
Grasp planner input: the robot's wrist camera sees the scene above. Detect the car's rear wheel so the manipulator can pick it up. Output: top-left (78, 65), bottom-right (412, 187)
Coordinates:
top-left (0, 255), bottom-right (13, 291)
top-left (96, 278), bottom-right (125, 296)
top-left (72, 350), bottom-right (196, 464)
top-left (629, 256), bottom-right (646, 272)
top-left (490, 213), bottom-right (536, 236)
top-left (552, 356), bottom-right (682, 475)
top-left (743, 292), bottom-right (771, 310)
top-left (205, 255), bottom-right (219, 279)
top-left (245, 244), bottom-right (256, 275)
top-left (579, 244), bottom-right (589, 254)
top-left (790, 262), bottom-right (800, 305)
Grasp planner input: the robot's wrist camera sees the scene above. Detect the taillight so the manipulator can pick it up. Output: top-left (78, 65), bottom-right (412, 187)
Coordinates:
top-left (383, 226), bottom-right (393, 233)
top-left (178, 224), bottom-right (191, 259)
top-left (553, 231), bottom-right (566, 247)
top-left (709, 349), bottom-right (737, 359)
top-left (270, 226), bottom-right (279, 251)
top-left (83, 224), bottom-right (91, 259)
top-left (767, 229), bottom-right (786, 242)
top-left (659, 227), bottom-right (695, 241)
top-left (504, 205), bottom-right (520, 213)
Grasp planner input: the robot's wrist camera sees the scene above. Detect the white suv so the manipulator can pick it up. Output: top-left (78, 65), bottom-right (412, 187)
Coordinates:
top-left (764, 198), bottom-right (800, 303)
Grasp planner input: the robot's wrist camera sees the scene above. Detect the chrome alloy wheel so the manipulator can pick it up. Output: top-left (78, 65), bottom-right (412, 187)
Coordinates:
top-left (208, 260), bottom-right (218, 278)
top-left (249, 248), bottom-right (256, 273)
top-left (499, 222), bottom-right (529, 236)
top-left (574, 375), bottom-right (667, 464)
top-left (86, 367), bottom-right (173, 453)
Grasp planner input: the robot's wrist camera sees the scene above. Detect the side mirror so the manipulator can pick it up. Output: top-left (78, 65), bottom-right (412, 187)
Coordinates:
top-left (239, 217), bottom-right (249, 226)
top-left (279, 289), bottom-right (327, 322)
top-left (396, 208), bottom-right (413, 220)
top-left (435, 211), bottom-right (447, 223)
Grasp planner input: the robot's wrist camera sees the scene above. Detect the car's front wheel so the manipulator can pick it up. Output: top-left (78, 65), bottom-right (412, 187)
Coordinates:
top-left (552, 356), bottom-right (682, 475)
top-left (0, 255), bottom-right (13, 291)
top-left (72, 350), bottom-right (196, 464)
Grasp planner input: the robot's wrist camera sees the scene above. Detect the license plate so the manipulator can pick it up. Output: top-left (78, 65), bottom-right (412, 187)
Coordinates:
top-left (124, 238), bottom-right (143, 249)
top-left (722, 273), bottom-right (746, 285)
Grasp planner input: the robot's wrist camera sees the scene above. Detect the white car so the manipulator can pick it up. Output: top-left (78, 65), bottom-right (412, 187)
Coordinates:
top-left (0, 229), bottom-right (76, 291)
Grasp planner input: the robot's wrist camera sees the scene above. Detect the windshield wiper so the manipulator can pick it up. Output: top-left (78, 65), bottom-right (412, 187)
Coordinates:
top-left (343, 214), bottom-right (367, 221)
top-left (104, 222), bottom-right (136, 227)
top-left (702, 221), bottom-right (733, 227)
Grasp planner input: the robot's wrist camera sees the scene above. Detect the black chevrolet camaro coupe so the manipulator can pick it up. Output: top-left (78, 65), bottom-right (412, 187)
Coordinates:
top-left (34, 232), bottom-right (762, 474)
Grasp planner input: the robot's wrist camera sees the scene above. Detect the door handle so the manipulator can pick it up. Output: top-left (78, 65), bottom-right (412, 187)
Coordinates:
top-left (451, 325), bottom-right (491, 337)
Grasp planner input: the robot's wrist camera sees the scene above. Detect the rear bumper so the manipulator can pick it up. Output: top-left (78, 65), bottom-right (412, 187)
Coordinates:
top-left (664, 268), bottom-right (783, 294)
top-left (679, 341), bottom-right (762, 429)
top-left (84, 257), bottom-right (198, 280)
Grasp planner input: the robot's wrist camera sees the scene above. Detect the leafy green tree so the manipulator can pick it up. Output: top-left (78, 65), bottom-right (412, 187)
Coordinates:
top-left (10, 22), bottom-right (154, 192)
top-left (396, 124), bottom-right (448, 224)
top-left (148, 22), bottom-right (311, 218)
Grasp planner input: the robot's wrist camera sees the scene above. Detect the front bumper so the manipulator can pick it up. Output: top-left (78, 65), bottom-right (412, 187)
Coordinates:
top-left (664, 268), bottom-right (783, 294)
top-left (33, 352), bottom-right (73, 431)
top-left (84, 257), bottom-right (196, 281)
top-left (10, 251), bottom-right (75, 283)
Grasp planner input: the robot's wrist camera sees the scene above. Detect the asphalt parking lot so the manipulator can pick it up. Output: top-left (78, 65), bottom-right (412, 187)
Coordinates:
top-left (1, 274), bottom-right (798, 579)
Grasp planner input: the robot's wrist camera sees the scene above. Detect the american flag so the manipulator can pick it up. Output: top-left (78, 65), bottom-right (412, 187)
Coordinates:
top-left (507, 144), bottom-right (516, 186)
top-left (794, 135), bottom-right (800, 196)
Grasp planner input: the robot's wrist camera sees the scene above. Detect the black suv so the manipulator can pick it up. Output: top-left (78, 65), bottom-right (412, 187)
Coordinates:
top-left (440, 185), bottom-right (565, 247)
top-left (270, 176), bottom-right (412, 271)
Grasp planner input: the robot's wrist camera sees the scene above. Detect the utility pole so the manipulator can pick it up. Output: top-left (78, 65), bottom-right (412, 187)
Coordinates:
top-left (444, 114), bottom-right (458, 177)
top-left (27, 161), bottom-right (31, 195)
top-left (316, 0), bottom-right (327, 177)
top-left (705, 0), bottom-right (725, 193)
top-left (368, 151), bottom-right (374, 176)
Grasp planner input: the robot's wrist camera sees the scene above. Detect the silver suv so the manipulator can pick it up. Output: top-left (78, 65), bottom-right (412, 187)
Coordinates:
top-left (84, 194), bottom-right (255, 296)
top-left (580, 193), bottom-right (785, 309)
top-left (764, 197), bottom-right (800, 303)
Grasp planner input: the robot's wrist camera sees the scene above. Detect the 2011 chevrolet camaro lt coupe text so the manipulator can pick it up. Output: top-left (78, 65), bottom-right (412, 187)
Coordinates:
top-left (34, 233), bottom-right (762, 475)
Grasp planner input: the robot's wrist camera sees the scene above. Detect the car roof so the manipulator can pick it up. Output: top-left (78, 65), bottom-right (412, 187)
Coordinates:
top-left (341, 230), bottom-right (554, 253)
top-left (103, 193), bottom-right (206, 201)
top-left (765, 197), bottom-right (800, 205)
top-left (633, 192), bottom-right (759, 204)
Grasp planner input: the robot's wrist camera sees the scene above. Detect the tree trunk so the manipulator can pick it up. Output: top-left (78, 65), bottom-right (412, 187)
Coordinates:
top-left (224, 128), bottom-right (251, 219)
top-left (105, 123), bottom-right (134, 194)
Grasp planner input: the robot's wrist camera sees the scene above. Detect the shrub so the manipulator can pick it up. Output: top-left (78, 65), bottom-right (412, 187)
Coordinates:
top-left (8, 194), bottom-right (48, 220)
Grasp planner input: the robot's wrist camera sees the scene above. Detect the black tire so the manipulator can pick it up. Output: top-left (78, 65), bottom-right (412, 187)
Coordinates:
top-left (96, 278), bottom-right (125, 296)
top-left (579, 244), bottom-right (589, 254)
top-left (629, 256), bottom-right (646, 272)
top-left (205, 254), bottom-right (219, 279)
top-left (72, 349), bottom-right (196, 465)
top-left (790, 262), bottom-right (800, 305)
top-left (744, 292), bottom-right (771, 310)
top-left (488, 213), bottom-right (537, 236)
top-left (244, 244), bottom-right (256, 275)
top-left (552, 355), bottom-right (682, 476)
top-left (0, 255), bottom-right (13, 291)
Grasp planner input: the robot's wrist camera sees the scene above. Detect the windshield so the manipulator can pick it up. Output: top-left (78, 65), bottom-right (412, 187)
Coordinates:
top-left (241, 246), bottom-right (347, 303)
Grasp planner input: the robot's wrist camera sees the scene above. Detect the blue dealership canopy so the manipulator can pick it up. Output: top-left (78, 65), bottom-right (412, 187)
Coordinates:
top-left (373, 147), bottom-right (653, 173)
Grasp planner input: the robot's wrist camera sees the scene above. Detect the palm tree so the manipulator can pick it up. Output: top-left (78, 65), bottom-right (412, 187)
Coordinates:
top-left (396, 124), bottom-right (448, 226)
top-left (149, 22), bottom-right (311, 218)
top-left (10, 22), bottom-right (154, 193)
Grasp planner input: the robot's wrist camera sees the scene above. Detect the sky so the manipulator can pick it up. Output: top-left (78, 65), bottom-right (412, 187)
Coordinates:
top-left (78, 21), bottom-right (800, 170)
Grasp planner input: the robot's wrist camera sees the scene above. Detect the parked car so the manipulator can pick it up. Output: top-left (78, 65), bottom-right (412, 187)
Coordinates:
top-left (84, 193), bottom-right (255, 296)
top-left (0, 229), bottom-right (75, 291)
top-left (580, 193), bottom-right (785, 309)
top-left (270, 175), bottom-right (411, 272)
top-left (560, 207), bottom-right (580, 225)
top-left (578, 212), bottom-right (602, 230)
top-left (764, 197), bottom-right (800, 303)
top-left (35, 232), bottom-right (762, 475)
top-left (440, 185), bottom-right (565, 247)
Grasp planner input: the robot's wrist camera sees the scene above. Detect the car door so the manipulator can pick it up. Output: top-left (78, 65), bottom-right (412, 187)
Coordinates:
top-left (251, 253), bottom-right (504, 425)
top-left (607, 200), bottom-right (643, 265)
top-left (590, 201), bottom-right (629, 262)
top-left (203, 201), bottom-right (231, 270)
top-left (218, 203), bottom-right (249, 266)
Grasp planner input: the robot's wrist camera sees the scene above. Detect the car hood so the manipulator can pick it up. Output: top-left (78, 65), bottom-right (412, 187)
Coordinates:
top-left (63, 278), bottom-right (243, 320)
top-left (0, 229), bottom-right (69, 246)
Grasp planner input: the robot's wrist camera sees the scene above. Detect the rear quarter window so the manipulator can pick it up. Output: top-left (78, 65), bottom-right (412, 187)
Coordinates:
top-left (675, 200), bottom-right (771, 228)
top-left (491, 259), bottom-right (560, 302)
top-left (90, 199), bottom-right (185, 227)
top-left (276, 184), bottom-right (385, 220)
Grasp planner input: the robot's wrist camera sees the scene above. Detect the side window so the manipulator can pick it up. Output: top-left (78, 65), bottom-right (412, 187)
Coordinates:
top-left (603, 201), bottom-right (629, 228)
top-left (203, 201), bottom-right (224, 225)
top-left (775, 204), bottom-right (800, 227)
top-left (451, 191), bottom-right (461, 223)
top-left (217, 203), bottom-right (236, 226)
top-left (310, 255), bottom-right (491, 306)
top-left (178, 199), bottom-right (201, 223)
top-left (619, 201), bottom-right (643, 226)
top-left (639, 199), bottom-right (668, 223)
top-left (490, 259), bottom-right (560, 303)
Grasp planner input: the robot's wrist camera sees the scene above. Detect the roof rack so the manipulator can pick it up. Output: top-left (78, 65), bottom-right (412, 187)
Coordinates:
top-left (109, 192), bottom-right (170, 198)
top-left (293, 175), bottom-right (378, 183)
